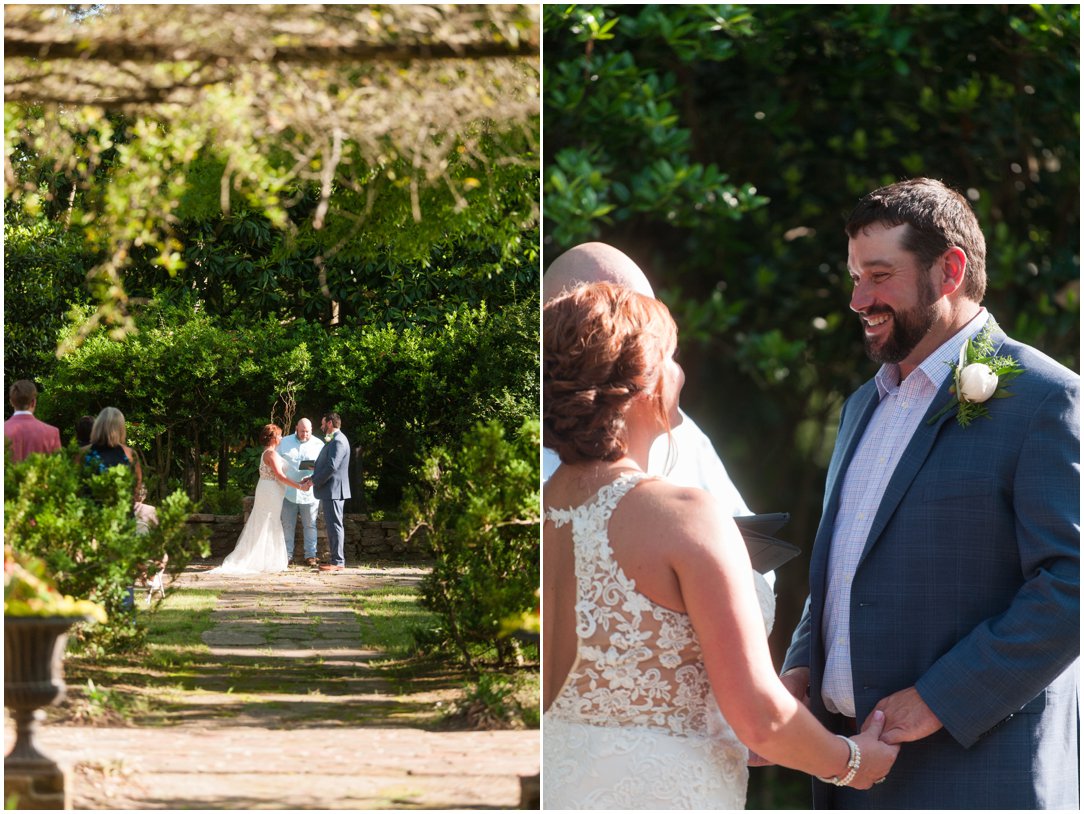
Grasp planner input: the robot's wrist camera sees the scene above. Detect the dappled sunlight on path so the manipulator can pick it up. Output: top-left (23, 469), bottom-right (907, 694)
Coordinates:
top-left (5, 563), bottom-right (539, 809)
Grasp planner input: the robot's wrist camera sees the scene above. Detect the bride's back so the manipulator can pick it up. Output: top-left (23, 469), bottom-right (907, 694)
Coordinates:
top-left (543, 465), bottom-right (717, 710)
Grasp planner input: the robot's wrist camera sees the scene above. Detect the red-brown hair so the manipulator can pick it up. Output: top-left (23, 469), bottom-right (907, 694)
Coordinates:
top-left (544, 282), bottom-right (676, 465)
top-left (259, 424), bottom-right (283, 446)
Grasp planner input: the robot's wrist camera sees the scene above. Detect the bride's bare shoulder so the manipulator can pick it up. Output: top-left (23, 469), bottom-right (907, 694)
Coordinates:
top-left (631, 478), bottom-right (717, 511)
top-left (622, 480), bottom-right (729, 543)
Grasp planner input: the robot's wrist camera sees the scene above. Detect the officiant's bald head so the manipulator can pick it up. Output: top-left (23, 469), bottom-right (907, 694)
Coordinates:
top-left (543, 242), bottom-right (654, 303)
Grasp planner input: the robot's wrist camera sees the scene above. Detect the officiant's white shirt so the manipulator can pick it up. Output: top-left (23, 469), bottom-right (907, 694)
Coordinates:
top-left (543, 409), bottom-right (769, 585)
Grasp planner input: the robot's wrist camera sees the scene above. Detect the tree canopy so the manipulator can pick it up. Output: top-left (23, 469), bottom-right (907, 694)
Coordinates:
top-left (6, 3), bottom-right (540, 348)
top-left (5, 4), bottom-right (540, 512)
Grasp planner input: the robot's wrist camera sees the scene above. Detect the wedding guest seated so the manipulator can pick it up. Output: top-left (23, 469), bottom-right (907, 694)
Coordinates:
top-left (75, 414), bottom-right (96, 447)
top-left (82, 406), bottom-right (158, 529)
top-left (4, 380), bottom-right (62, 463)
top-left (81, 406), bottom-right (144, 498)
top-left (82, 407), bottom-right (164, 605)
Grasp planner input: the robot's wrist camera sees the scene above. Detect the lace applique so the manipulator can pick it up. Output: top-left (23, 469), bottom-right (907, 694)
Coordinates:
top-left (543, 716), bottom-right (748, 809)
top-left (258, 456), bottom-right (277, 481)
top-left (545, 472), bottom-right (775, 743)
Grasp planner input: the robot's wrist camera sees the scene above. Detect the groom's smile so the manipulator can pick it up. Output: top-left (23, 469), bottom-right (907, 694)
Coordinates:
top-left (848, 223), bottom-right (945, 373)
top-left (861, 310), bottom-right (892, 340)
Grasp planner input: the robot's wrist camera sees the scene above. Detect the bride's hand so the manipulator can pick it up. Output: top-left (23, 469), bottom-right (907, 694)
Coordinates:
top-left (847, 710), bottom-right (900, 789)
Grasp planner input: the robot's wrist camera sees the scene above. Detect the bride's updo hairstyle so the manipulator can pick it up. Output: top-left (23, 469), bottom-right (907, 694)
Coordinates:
top-left (259, 424), bottom-right (283, 446)
top-left (544, 281), bottom-right (677, 465)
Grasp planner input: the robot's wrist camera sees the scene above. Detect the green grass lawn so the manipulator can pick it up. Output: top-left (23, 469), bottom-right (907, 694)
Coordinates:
top-left (58, 581), bottom-right (539, 732)
top-left (353, 585), bottom-right (439, 660)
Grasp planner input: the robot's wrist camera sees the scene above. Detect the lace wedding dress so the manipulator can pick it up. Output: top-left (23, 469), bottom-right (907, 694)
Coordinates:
top-left (210, 456), bottom-right (289, 575)
top-left (543, 472), bottom-right (776, 810)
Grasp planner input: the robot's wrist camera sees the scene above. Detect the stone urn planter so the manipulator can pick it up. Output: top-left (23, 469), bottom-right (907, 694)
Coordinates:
top-left (4, 615), bottom-right (83, 770)
top-left (4, 544), bottom-right (105, 808)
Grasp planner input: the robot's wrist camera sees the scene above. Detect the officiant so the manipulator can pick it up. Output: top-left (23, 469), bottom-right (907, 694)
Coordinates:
top-left (279, 417), bottom-right (325, 566)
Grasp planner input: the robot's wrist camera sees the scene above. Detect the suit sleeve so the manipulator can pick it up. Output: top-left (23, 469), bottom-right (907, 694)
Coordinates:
top-left (915, 383), bottom-right (1080, 747)
top-left (782, 594), bottom-right (812, 674)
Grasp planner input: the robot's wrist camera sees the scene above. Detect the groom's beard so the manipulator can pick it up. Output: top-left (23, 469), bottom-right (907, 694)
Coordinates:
top-left (861, 280), bottom-right (939, 365)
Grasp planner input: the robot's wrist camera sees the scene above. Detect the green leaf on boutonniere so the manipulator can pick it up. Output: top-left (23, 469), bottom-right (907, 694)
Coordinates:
top-left (927, 321), bottom-right (1025, 428)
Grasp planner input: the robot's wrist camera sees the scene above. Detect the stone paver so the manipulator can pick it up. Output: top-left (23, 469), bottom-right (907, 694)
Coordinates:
top-left (5, 563), bottom-right (539, 810)
top-left (17, 726), bottom-right (537, 810)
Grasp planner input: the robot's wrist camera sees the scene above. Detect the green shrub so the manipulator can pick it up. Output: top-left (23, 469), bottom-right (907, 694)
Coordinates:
top-left (450, 672), bottom-right (540, 730)
top-left (402, 419), bottom-right (539, 669)
top-left (38, 297), bottom-right (538, 513)
top-left (197, 483), bottom-right (246, 515)
top-left (3, 212), bottom-right (95, 385)
top-left (4, 442), bottom-right (209, 652)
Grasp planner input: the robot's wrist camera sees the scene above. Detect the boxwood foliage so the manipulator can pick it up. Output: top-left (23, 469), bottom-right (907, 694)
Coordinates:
top-left (4, 443), bottom-right (207, 652)
top-left (402, 419), bottom-right (539, 669)
top-left (39, 297), bottom-right (538, 512)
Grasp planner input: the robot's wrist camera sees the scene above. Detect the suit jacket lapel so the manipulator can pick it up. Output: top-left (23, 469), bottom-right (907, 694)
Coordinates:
top-left (810, 382), bottom-right (880, 592)
top-left (857, 380), bottom-right (954, 565)
top-left (857, 329), bottom-right (1008, 565)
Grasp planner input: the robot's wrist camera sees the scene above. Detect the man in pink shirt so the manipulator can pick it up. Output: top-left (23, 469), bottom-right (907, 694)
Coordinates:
top-left (5, 380), bottom-right (62, 463)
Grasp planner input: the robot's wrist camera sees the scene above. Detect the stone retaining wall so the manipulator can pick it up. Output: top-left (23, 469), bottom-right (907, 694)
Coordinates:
top-left (187, 499), bottom-right (429, 563)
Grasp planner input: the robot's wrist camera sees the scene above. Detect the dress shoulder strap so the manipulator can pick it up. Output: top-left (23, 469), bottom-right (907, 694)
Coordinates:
top-left (544, 471), bottom-right (651, 527)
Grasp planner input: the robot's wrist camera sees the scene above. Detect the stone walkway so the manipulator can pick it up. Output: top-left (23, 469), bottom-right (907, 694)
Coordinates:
top-left (6, 564), bottom-right (539, 810)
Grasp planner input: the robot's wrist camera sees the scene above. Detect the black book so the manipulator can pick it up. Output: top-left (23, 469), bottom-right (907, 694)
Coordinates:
top-left (733, 513), bottom-right (801, 574)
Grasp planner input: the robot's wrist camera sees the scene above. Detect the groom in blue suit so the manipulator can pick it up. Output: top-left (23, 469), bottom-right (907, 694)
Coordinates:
top-left (782, 179), bottom-right (1078, 809)
top-left (309, 412), bottom-right (352, 572)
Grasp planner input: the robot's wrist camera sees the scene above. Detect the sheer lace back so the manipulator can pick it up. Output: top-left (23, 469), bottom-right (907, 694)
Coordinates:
top-left (546, 472), bottom-right (749, 740)
top-left (259, 454), bottom-right (277, 481)
top-left (543, 471), bottom-right (776, 808)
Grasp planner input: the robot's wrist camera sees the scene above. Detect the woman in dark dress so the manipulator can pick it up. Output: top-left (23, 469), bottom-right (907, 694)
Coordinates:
top-left (82, 406), bottom-right (162, 601)
top-left (81, 406), bottom-right (143, 497)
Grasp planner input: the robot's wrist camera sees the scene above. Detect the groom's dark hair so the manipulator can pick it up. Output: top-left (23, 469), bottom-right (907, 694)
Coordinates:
top-left (323, 412), bottom-right (342, 428)
top-left (845, 177), bottom-right (987, 302)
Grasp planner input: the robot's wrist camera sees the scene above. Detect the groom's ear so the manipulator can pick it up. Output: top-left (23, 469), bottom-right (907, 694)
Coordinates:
top-left (936, 247), bottom-right (967, 297)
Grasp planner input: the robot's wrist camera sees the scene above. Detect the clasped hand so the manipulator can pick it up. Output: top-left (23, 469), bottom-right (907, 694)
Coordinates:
top-left (848, 709), bottom-right (900, 789)
top-left (772, 667), bottom-right (906, 786)
top-left (862, 686), bottom-right (943, 745)
top-left (298, 477), bottom-right (312, 491)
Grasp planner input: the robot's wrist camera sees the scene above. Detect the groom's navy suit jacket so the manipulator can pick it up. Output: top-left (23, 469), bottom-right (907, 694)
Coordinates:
top-left (784, 327), bottom-right (1079, 809)
top-left (312, 431), bottom-right (351, 502)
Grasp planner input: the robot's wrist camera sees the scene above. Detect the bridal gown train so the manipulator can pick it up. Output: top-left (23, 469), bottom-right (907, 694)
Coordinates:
top-left (542, 472), bottom-right (776, 810)
top-left (210, 457), bottom-right (289, 575)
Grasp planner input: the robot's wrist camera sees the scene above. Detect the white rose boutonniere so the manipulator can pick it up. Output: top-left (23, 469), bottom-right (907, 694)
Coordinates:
top-left (929, 322), bottom-right (1024, 428)
top-left (958, 363), bottom-right (999, 403)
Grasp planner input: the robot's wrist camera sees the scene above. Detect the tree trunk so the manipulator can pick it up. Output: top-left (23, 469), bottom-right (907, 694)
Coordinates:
top-left (218, 437), bottom-right (229, 491)
top-left (185, 422), bottom-right (203, 504)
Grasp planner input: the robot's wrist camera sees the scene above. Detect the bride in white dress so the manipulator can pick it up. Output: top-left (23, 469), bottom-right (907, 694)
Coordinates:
top-left (542, 283), bottom-right (899, 809)
top-left (211, 424), bottom-right (311, 575)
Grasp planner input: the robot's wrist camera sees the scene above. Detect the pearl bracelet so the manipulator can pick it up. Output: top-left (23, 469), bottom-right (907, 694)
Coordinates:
top-left (817, 735), bottom-right (861, 787)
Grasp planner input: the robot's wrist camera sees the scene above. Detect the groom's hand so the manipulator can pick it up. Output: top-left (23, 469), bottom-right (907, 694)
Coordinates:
top-left (865, 686), bottom-right (943, 744)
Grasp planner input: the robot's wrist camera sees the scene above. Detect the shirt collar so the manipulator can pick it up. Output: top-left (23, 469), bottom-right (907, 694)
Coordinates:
top-left (11, 411), bottom-right (33, 417)
top-left (875, 308), bottom-right (990, 398)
